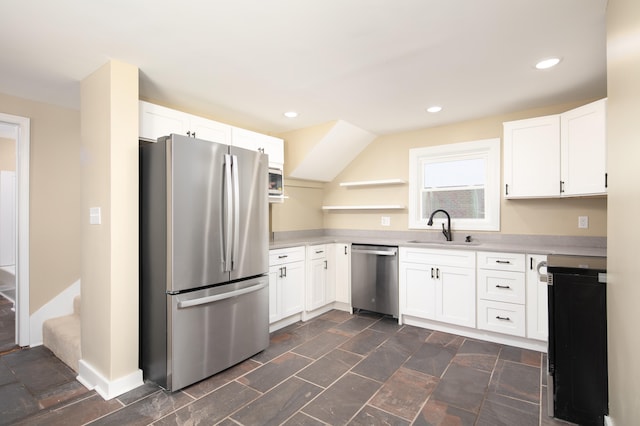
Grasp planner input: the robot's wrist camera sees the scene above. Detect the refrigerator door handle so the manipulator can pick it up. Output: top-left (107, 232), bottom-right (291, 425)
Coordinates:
top-left (177, 281), bottom-right (268, 309)
top-left (231, 154), bottom-right (240, 271)
top-left (223, 154), bottom-right (233, 272)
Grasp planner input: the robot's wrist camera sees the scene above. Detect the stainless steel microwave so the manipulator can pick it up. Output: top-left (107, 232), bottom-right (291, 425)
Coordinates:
top-left (269, 168), bottom-right (283, 196)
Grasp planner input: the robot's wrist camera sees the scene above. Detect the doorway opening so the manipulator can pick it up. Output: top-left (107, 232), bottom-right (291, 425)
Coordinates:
top-left (0, 113), bottom-right (30, 350)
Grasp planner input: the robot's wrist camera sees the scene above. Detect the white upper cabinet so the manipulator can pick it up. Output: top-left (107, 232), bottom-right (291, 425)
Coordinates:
top-left (232, 127), bottom-right (284, 169)
top-left (139, 100), bottom-right (231, 144)
top-left (560, 99), bottom-right (607, 196)
top-left (503, 98), bottom-right (607, 199)
top-left (503, 115), bottom-right (560, 198)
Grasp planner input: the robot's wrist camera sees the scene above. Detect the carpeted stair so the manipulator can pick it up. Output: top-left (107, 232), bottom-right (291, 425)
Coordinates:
top-left (43, 295), bottom-right (81, 373)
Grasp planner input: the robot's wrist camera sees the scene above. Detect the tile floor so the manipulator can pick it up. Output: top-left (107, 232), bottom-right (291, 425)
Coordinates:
top-left (0, 302), bottom-right (576, 425)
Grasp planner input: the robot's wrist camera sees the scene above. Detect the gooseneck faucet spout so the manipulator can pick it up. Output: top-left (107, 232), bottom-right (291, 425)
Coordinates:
top-left (427, 209), bottom-right (452, 241)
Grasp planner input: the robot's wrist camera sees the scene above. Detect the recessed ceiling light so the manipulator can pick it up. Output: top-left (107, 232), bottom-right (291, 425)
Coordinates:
top-left (426, 106), bottom-right (442, 113)
top-left (283, 111), bottom-right (298, 118)
top-left (535, 57), bottom-right (561, 70)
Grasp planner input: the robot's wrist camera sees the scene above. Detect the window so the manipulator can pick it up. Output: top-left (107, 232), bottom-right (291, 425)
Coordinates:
top-left (409, 138), bottom-right (500, 231)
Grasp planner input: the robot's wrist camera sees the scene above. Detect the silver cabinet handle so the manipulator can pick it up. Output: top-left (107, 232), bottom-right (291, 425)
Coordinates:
top-left (351, 249), bottom-right (397, 256)
top-left (496, 260), bottom-right (511, 264)
top-left (278, 254), bottom-right (288, 259)
top-left (324, 260), bottom-right (328, 269)
top-left (495, 284), bottom-right (511, 289)
top-left (177, 282), bottom-right (267, 309)
top-left (496, 315), bottom-right (511, 321)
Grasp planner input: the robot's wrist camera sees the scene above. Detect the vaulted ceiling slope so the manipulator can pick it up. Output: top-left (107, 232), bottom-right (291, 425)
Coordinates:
top-left (0, 0), bottom-right (607, 135)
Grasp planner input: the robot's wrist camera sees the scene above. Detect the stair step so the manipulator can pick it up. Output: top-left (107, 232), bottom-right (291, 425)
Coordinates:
top-left (43, 313), bottom-right (81, 373)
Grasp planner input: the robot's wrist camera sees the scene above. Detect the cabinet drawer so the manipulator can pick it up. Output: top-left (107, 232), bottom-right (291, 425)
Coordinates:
top-left (477, 300), bottom-right (526, 337)
top-left (477, 270), bottom-right (525, 304)
top-left (477, 251), bottom-right (525, 272)
top-left (308, 244), bottom-right (327, 260)
top-left (269, 246), bottom-right (305, 266)
top-left (400, 247), bottom-right (475, 268)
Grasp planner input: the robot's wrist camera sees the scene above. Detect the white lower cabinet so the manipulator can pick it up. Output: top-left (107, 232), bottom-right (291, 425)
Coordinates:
top-left (476, 251), bottom-right (526, 337)
top-left (526, 254), bottom-right (548, 341)
top-left (399, 247), bottom-right (476, 328)
top-left (306, 245), bottom-right (329, 311)
top-left (268, 246), bottom-right (305, 324)
top-left (329, 243), bottom-right (350, 306)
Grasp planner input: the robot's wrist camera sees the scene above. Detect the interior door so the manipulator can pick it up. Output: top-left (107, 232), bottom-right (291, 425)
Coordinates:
top-left (229, 145), bottom-right (269, 281)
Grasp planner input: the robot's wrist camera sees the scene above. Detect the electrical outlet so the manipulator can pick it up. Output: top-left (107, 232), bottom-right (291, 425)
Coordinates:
top-left (578, 216), bottom-right (589, 229)
top-left (381, 216), bottom-right (391, 226)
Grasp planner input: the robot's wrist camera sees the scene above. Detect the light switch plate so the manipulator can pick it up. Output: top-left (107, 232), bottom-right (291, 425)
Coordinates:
top-left (578, 215), bottom-right (589, 229)
top-left (89, 207), bottom-right (101, 225)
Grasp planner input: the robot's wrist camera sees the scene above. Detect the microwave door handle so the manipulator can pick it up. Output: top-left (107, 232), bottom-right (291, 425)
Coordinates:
top-left (231, 154), bottom-right (240, 270)
top-left (223, 154), bottom-right (233, 272)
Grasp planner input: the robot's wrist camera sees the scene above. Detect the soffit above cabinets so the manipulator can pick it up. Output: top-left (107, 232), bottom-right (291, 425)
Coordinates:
top-left (286, 120), bottom-right (376, 182)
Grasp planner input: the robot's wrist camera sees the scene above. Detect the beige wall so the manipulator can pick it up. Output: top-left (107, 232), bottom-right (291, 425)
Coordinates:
top-left (0, 137), bottom-right (16, 171)
top-left (606, 0), bottom-right (640, 423)
top-left (80, 60), bottom-right (139, 382)
top-left (281, 100), bottom-right (607, 236)
top-left (0, 92), bottom-right (81, 313)
top-left (271, 179), bottom-right (325, 232)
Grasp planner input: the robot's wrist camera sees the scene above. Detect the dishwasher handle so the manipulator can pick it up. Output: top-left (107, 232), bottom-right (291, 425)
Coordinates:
top-left (351, 248), bottom-right (397, 256)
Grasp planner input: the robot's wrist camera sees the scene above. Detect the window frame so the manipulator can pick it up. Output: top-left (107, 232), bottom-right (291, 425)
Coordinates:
top-left (408, 138), bottom-right (501, 231)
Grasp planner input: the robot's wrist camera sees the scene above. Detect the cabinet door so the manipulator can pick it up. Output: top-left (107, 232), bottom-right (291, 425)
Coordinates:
top-left (232, 127), bottom-right (284, 168)
top-left (526, 254), bottom-right (548, 341)
top-left (281, 261), bottom-right (305, 318)
top-left (307, 257), bottom-right (327, 311)
top-left (189, 116), bottom-right (232, 145)
top-left (331, 244), bottom-right (350, 304)
top-left (436, 266), bottom-right (476, 327)
top-left (399, 262), bottom-right (436, 319)
top-left (503, 115), bottom-right (560, 198)
top-left (268, 266), bottom-right (280, 323)
top-left (560, 99), bottom-right (607, 196)
top-left (139, 101), bottom-right (190, 141)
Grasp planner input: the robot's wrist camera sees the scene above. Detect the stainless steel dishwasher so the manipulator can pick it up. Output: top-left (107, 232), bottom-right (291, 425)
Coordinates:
top-left (351, 244), bottom-right (399, 317)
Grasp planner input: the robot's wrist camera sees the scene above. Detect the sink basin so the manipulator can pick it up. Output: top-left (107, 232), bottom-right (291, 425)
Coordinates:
top-left (407, 240), bottom-right (481, 246)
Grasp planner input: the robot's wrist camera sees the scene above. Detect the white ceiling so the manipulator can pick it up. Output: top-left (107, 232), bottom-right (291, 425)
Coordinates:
top-left (0, 0), bottom-right (607, 136)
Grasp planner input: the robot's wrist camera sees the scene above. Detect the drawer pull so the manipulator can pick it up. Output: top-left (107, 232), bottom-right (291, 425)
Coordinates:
top-left (278, 255), bottom-right (288, 259)
top-left (496, 315), bottom-right (511, 321)
top-left (315, 250), bottom-right (324, 254)
top-left (495, 260), bottom-right (511, 264)
top-left (495, 284), bottom-right (511, 289)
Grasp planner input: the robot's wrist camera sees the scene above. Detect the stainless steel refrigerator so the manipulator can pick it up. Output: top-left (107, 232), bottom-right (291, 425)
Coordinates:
top-left (139, 133), bottom-right (269, 391)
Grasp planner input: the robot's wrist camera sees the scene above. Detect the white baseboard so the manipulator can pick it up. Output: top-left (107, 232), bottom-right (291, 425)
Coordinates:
top-left (604, 415), bottom-right (614, 426)
top-left (30, 279), bottom-right (80, 346)
top-left (77, 359), bottom-right (143, 400)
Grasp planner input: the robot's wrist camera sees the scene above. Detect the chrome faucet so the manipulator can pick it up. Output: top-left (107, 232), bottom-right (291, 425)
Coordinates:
top-left (427, 209), bottom-right (452, 241)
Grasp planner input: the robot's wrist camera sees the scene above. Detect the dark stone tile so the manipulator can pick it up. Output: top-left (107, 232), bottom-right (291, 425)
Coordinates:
top-left (0, 382), bottom-right (40, 424)
top-left (14, 393), bottom-right (123, 426)
top-left (89, 389), bottom-right (193, 426)
top-left (339, 328), bottom-right (390, 355)
top-left (0, 359), bottom-right (16, 386)
top-left (3, 346), bottom-right (76, 395)
top-left (302, 373), bottom-right (381, 425)
top-left (349, 404), bottom-right (411, 426)
top-left (238, 352), bottom-right (312, 393)
top-left (425, 331), bottom-right (465, 348)
top-left (291, 318), bottom-right (337, 341)
top-left (331, 316), bottom-right (376, 335)
top-left (398, 324), bottom-right (432, 342)
top-left (291, 330), bottom-right (350, 359)
top-left (369, 367), bottom-right (438, 421)
top-left (154, 381), bottom-right (259, 425)
top-left (431, 364), bottom-right (491, 414)
top-left (351, 344), bottom-right (410, 383)
top-left (404, 342), bottom-right (457, 378)
top-left (383, 331), bottom-right (425, 357)
top-left (37, 379), bottom-right (91, 409)
top-left (296, 348), bottom-right (362, 388)
top-left (353, 310), bottom-right (384, 320)
top-left (413, 399), bottom-right (477, 426)
top-left (231, 377), bottom-right (323, 425)
top-left (252, 328), bottom-right (308, 363)
top-left (451, 352), bottom-right (497, 372)
top-left (477, 392), bottom-right (539, 426)
top-left (540, 386), bottom-right (576, 425)
top-left (283, 412), bottom-right (326, 426)
top-left (319, 309), bottom-right (353, 323)
top-left (369, 316), bottom-right (403, 333)
top-left (115, 381), bottom-right (160, 406)
top-left (499, 346), bottom-right (543, 367)
top-left (457, 339), bottom-right (501, 356)
top-left (490, 360), bottom-right (540, 403)
top-left (183, 358), bottom-right (260, 398)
